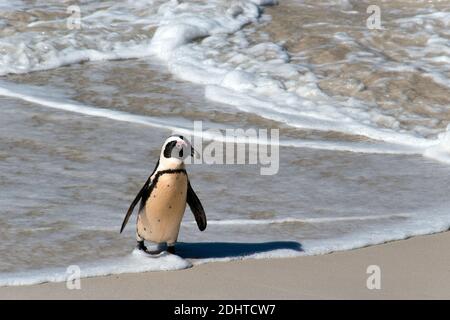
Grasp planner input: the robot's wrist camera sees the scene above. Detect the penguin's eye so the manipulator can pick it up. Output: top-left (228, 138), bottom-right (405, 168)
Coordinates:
top-left (163, 141), bottom-right (178, 158)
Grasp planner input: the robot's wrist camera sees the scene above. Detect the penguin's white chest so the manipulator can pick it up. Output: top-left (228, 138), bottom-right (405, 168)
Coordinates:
top-left (137, 171), bottom-right (188, 244)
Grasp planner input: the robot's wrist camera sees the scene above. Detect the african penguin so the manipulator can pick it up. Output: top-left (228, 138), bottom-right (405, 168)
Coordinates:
top-left (120, 135), bottom-right (207, 254)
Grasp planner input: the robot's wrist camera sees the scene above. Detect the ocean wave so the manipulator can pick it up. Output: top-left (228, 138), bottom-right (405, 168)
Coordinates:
top-left (197, 213), bottom-right (411, 225)
top-left (0, 0), bottom-right (449, 163)
top-left (0, 80), bottom-right (424, 155)
top-left (2, 206), bottom-right (448, 287)
top-left (0, 250), bottom-right (190, 287)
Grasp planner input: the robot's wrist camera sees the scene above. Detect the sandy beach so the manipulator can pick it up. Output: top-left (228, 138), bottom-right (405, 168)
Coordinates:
top-left (1, 231), bottom-right (449, 300)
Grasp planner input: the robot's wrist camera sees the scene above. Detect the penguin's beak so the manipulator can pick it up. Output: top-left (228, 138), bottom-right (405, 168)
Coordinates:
top-left (191, 146), bottom-right (200, 158)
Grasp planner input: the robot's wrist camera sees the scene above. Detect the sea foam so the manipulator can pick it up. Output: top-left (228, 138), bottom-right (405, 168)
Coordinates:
top-left (0, 250), bottom-right (190, 287)
top-left (0, 0), bottom-right (450, 163)
top-left (0, 207), bottom-right (449, 287)
top-left (0, 80), bottom-right (423, 156)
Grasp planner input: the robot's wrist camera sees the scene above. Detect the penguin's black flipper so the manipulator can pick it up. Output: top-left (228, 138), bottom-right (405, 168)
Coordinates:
top-left (120, 177), bottom-right (150, 233)
top-left (187, 181), bottom-right (207, 231)
top-left (120, 160), bottom-right (159, 233)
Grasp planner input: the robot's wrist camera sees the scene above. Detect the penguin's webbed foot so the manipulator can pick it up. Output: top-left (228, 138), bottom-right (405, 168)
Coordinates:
top-left (145, 249), bottom-right (165, 255)
top-left (137, 241), bottom-right (175, 255)
top-left (137, 241), bottom-right (165, 255)
top-left (136, 240), bottom-right (147, 252)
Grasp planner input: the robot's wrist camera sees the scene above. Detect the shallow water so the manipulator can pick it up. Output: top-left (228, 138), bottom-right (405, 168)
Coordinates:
top-left (0, 0), bottom-right (449, 284)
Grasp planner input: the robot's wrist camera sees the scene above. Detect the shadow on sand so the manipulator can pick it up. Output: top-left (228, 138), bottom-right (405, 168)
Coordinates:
top-left (175, 241), bottom-right (303, 259)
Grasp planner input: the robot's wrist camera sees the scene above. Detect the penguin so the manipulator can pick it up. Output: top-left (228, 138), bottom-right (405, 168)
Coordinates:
top-left (120, 135), bottom-right (206, 254)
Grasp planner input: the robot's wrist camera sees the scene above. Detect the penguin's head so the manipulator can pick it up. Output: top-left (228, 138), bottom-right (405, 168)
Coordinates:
top-left (159, 135), bottom-right (197, 167)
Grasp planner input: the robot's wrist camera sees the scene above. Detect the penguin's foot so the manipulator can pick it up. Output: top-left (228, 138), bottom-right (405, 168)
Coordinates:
top-left (145, 249), bottom-right (165, 255)
top-left (136, 241), bottom-right (147, 252)
top-left (136, 241), bottom-right (174, 255)
top-left (136, 241), bottom-right (167, 255)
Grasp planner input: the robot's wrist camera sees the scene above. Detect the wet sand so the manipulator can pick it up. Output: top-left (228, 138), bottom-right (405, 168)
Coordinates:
top-left (1, 231), bottom-right (449, 299)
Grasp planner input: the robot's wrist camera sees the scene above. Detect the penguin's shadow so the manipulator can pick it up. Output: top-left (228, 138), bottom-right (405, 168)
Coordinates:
top-left (175, 241), bottom-right (303, 259)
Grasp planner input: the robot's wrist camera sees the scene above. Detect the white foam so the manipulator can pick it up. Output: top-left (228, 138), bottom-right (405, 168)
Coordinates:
top-left (0, 1), bottom-right (162, 76)
top-left (302, 206), bottom-right (450, 256)
top-left (204, 85), bottom-right (437, 149)
top-left (145, 2), bottom-right (449, 153)
top-left (192, 248), bottom-right (301, 265)
top-left (0, 250), bottom-right (190, 287)
top-left (199, 213), bottom-right (411, 226)
top-left (0, 80), bottom-right (422, 156)
top-left (424, 125), bottom-right (450, 164)
top-left (1, 206), bottom-right (449, 286)
top-left (193, 206), bottom-right (450, 263)
top-left (0, 81), bottom-right (188, 132)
